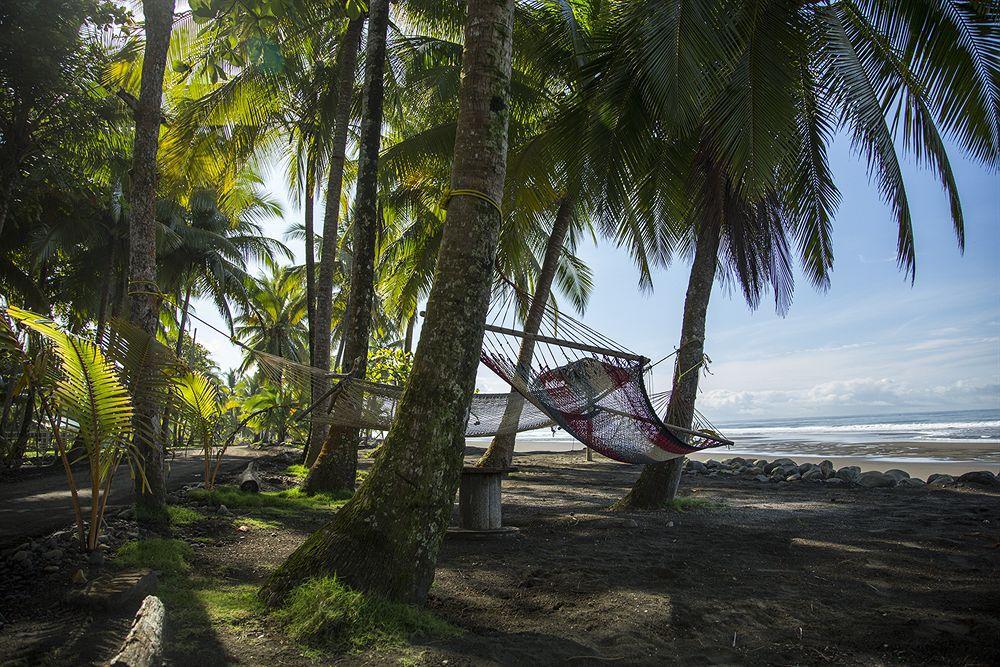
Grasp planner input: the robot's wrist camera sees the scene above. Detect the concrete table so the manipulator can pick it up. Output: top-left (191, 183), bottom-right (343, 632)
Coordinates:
top-left (452, 466), bottom-right (518, 535)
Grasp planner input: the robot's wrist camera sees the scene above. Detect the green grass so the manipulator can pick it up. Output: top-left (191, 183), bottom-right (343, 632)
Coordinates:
top-left (187, 485), bottom-right (349, 515)
top-left (235, 517), bottom-right (281, 530)
top-left (115, 538), bottom-right (192, 574)
top-left (285, 463), bottom-right (309, 478)
top-left (273, 576), bottom-right (459, 654)
top-left (167, 505), bottom-right (205, 526)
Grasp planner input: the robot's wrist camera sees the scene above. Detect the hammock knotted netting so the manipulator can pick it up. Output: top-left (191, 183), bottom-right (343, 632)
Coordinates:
top-left (246, 287), bottom-right (732, 464)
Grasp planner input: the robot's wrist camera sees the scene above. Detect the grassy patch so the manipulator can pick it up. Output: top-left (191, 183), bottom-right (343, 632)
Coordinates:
top-left (115, 538), bottom-right (192, 574)
top-left (667, 496), bottom-right (724, 511)
top-left (285, 463), bottom-right (309, 478)
top-left (188, 485), bottom-right (349, 514)
top-left (167, 505), bottom-right (205, 526)
top-left (235, 517), bottom-right (280, 530)
top-left (273, 576), bottom-right (458, 654)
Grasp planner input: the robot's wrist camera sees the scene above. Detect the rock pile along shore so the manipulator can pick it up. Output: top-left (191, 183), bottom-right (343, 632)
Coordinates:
top-left (684, 456), bottom-right (1000, 490)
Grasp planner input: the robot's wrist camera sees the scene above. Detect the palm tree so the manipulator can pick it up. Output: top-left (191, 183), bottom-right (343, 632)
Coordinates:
top-left (310, 16), bottom-right (366, 466)
top-left (234, 263), bottom-right (309, 371)
top-left (126, 0), bottom-right (176, 524)
top-left (304, 0), bottom-right (393, 494)
top-left (609, 0), bottom-right (999, 508)
top-left (261, 0), bottom-right (517, 605)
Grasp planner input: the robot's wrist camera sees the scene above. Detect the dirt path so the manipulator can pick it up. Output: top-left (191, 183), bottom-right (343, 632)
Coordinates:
top-left (0, 446), bottom-right (264, 549)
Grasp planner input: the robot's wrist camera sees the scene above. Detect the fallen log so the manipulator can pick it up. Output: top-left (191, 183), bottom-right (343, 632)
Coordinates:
top-left (238, 461), bottom-right (261, 493)
top-left (109, 595), bottom-right (164, 667)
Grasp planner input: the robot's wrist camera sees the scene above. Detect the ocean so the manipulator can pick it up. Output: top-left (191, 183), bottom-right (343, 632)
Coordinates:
top-left (485, 408), bottom-right (1000, 465)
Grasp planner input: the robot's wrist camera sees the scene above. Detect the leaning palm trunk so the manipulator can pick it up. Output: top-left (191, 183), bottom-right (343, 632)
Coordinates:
top-left (260, 0), bottom-right (515, 605)
top-left (616, 214), bottom-right (721, 509)
top-left (477, 194), bottom-right (573, 468)
top-left (126, 0), bottom-right (175, 524)
top-left (304, 0), bottom-right (389, 494)
top-left (305, 16), bottom-right (365, 467)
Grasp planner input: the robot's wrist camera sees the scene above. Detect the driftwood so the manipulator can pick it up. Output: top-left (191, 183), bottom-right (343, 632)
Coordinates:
top-left (109, 595), bottom-right (164, 667)
top-left (238, 461), bottom-right (261, 493)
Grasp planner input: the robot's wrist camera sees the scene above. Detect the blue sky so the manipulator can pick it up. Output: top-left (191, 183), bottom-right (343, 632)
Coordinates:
top-left (192, 132), bottom-right (999, 422)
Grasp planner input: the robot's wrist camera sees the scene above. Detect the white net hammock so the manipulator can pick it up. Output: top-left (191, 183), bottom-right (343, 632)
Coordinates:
top-left (236, 285), bottom-right (732, 464)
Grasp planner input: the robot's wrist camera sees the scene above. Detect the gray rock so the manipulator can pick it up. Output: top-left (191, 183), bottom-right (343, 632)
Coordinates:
top-left (725, 457), bottom-right (747, 467)
top-left (42, 548), bottom-right (64, 562)
top-left (753, 459), bottom-right (768, 468)
top-left (764, 458), bottom-right (797, 474)
top-left (797, 462), bottom-right (818, 474)
top-left (217, 504), bottom-right (232, 516)
top-left (802, 469), bottom-right (824, 482)
top-left (957, 471), bottom-right (1000, 487)
top-left (745, 466), bottom-right (763, 476)
top-left (43, 565), bottom-right (59, 574)
top-left (824, 478), bottom-right (846, 486)
top-left (858, 471), bottom-right (896, 488)
top-left (900, 478), bottom-right (926, 487)
top-left (755, 474), bottom-right (770, 483)
top-left (769, 468), bottom-right (790, 481)
top-left (836, 466), bottom-right (862, 483)
top-left (819, 460), bottom-right (835, 478)
top-left (884, 469), bottom-right (910, 482)
top-left (928, 473), bottom-right (955, 486)
top-left (705, 459), bottom-right (721, 469)
top-left (12, 550), bottom-right (33, 568)
top-left (687, 460), bottom-right (708, 473)
top-left (787, 473), bottom-right (802, 481)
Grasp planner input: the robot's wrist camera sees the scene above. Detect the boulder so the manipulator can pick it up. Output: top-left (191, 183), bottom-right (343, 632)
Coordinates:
top-left (705, 459), bottom-right (722, 469)
top-left (725, 457), bottom-right (747, 466)
top-left (754, 474), bottom-right (770, 483)
top-left (787, 473), bottom-right (802, 481)
top-left (824, 478), bottom-right (846, 486)
top-left (957, 471), bottom-right (1000, 487)
top-left (900, 478), bottom-right (926, 487)
top-left (858, 471), bottom-right (896, 488)
top-left (928, 473), bottom-right (955, 486)
top-left (819, 460), bottom-right (835, 478)
top-left (687, 460), bottom-right (708, 473)
top-left (802, 469), bottom-right (824, 482)
top-left (769, 468), bottom-right (790, 481)
top-left (883, 469), bottom-right (910, 482)
top-left (836, 466), bottom-right (862, 483)
top-left (745, 466), bottom-right (763, 476)
top-left (764, 458), bottom-right (797, 474)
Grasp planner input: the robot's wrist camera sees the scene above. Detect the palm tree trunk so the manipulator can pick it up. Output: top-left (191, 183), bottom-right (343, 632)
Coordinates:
top-left (477, 194), bottom-right (574, 468)
top-left (403, 313), bottom-right (415, 352)
top-left (261, 0), bottom-right (515, 605)
top-left (127, 0), bottom-right (175, 525)
top-left (304, 0), bottom-right (390, 494)
top-left (304, 162), bottom-right (317, 365)
top-left (305, 17), bottom-right (365, 468)
top-left (616, 209), bottom-right (722, 509)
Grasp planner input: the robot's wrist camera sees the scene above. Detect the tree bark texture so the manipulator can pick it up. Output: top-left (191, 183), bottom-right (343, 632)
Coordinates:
top-left (305, 16), bottom-right (364, 467)
top-left (127, 0), bottom-right (175, 523)
top-left (304, 1), bottom-right (389, 494)
top-left (262, 0), bottom-right (515, 605)
top-left (616, 202), bottom-right (722, 509)
top-left (476, 195), bottom-right (573, 468)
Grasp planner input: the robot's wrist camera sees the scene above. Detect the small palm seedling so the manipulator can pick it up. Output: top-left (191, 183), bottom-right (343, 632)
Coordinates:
top-left (5, 307), bottom-right (142, 551)
top-left (172, 371), bottom-right (236, 490)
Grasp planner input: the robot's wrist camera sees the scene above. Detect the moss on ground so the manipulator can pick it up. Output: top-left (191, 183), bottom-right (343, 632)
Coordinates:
top-left (167, 505), bottom-right (205, 526)
top-left (273, 576), bottom-right (459, 654)
top-left (285, 463), bottom-right (309, 478)
top-left (235, 516), bottom-right (281, 530)
top-left (115, 538), bottom-right (192, 574)
top-left (187, 485), bottom-right (349, 515)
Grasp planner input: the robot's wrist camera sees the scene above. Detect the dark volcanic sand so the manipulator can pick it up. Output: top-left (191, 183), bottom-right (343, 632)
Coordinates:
top-left (3, 451), bottom-right (998, 665)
